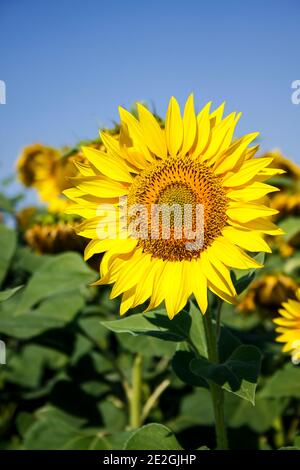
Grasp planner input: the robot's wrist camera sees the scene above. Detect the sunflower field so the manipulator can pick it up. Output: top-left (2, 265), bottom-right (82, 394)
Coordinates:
top-left (0, 98), bottom-right (300, 452)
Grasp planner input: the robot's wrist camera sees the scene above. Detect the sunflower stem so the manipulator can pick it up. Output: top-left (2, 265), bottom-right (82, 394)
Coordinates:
top-left (203, 307), bottom-right (228, 450)
top-left (129, 354), bottom-right (143, 429)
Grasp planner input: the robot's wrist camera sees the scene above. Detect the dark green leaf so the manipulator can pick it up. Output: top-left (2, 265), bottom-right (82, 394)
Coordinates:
top-left (191, 345), bottom-right (262, 404)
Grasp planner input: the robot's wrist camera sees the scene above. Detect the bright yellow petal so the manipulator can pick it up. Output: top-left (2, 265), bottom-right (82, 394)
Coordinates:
top-left (81, 146), bottom-right (133, 183)
top-left (118, 107), bottom-right (153, 163)
top-left (222, 226), bottom-right (271, 253)
top-left (189, 260), bottom-right (208, 314)
top-left (227, 182), bottom-right (279, 201)
top-left (164, 261), bottom-right (190, 319)
top-left (137, 103), bottom-right (167, 158)
top-left (72, 176), bottom-right (129, 198)
top-left (190, 102), bottom-right (212, 158)
top-left (222, 157), bottom-right (273, 187)
top-left (181, 94), bottom-right (197, 156)
top-left (227, 202), bottom-right (278, 222)
top-left (165, 96), bottom-right (184, 156)
top-left (214, 132), bottom-right (259, 174)
top-left (228, 217), bottom-right (284, 236)
top-left (210, 238), bottom-right (263, 269)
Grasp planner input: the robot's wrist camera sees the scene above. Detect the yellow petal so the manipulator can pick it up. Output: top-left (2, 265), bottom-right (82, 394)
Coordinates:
top-left (81, 146), bottom-right (133, 183)
top-left (74, 160), bottom-right (97, 177)
top-left (222, 226), bottom-right (272, 253)
top-left (210, 102), bottom-right (225, 127)
top-left (189, 260), bottom-right (208, 314)
top-left (165, 96), bottom-right (184, 156)
top-left (164, 261), bottom-right (189, 319)
top-left (73, 176), bottom-right (129, 198)
top-left (228, 217), bottom-right (284, 236)
top-left (181, 94), bottom-right (197, 156)
top-left (227, 202), bottom-right (278, 222)
top-left (210, 238), bottom-right (263, 269)
top-left (110, 251), bottom-right (151, 298)
top-left (84, 238), bottom-right (137, 261)
top-left (65, 203), bottom-right (98, 219)
top-left (118, 107), bottom-right (153, 163)
top-left (214, 132), bottom-right (259, 174)
top-left (190, 102), bottom-right (212, 158)
top-left (201, 251), bottom-right (236, 297)
top-left (120, 287), bottom-right (136, 316)
top-left (137, 103), bottom-right (167, 158)
top-left (227, 182), bottom-right (279, 201)
top-left (222, 157), bottom-right (273, 187)
top-left (204, 113), bottom-right (240, 162)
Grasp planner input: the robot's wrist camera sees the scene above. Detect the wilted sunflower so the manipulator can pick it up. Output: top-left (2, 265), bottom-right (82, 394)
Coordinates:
top-left (65, 95), bottom-right (283, 318)
top-left (16, 143), bottom-right (86, 211)
top-left (238, 273), bottom-right (298, 316)
top-left (17, 143), bottom-right (61, 202)
top-left (274, 288), bottom-right (300, 364)
top-left (265, 150), bottom-right (300, 220)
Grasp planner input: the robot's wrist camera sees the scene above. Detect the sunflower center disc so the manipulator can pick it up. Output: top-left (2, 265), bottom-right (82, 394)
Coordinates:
top-left (127, 157), bottom-right (228, 261)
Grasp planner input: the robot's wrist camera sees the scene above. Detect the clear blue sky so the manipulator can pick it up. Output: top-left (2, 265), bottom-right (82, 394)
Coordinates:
top-left (0, 0), bottom-right (300, 191)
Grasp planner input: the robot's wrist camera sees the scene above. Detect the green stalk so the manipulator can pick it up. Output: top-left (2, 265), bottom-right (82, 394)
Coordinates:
top-left (203, 307), bottom-right (228, 450)
top-left (129, 354), bottom-right (143, 429)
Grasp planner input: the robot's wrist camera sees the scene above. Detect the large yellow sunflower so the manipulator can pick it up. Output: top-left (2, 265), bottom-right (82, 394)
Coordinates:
top-left (273, 288), bottom-right (300, 364)
top-left (65, 95), bottom-right (283, 318)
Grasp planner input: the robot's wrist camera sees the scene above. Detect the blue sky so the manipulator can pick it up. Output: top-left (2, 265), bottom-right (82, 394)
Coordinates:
top-left (0, 0), bottom-right (299, 197)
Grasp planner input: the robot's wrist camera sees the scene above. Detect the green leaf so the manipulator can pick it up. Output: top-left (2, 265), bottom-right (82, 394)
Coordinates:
top-left (123, 424), bottom-right (182, 450)
top-left (24, 406), bottom-right (110, 450)
top-left (225, 394), bottom-right (287, 433)
top-left (191, 345), bottom-right (262, 404)
top-left (102, 301), bottom-right (207, 357)
top-left (97, 401), bottom-right (127, 433)
top-left (16, 252), bottom-right (96, 314)
top-left (218, 325), bottom-right (241, 363)
top-left (233, 270), bottom-right (256, 295)
top-left (118, 332), bottom-right (176, 358)
top-left (0, 225), bottom-right (17, 286)
top-left (0, 290), bottom-right (85, 339)
top-left (172, 346), bottom-right (207, 387)
top-left (232, 253), bottom-right (265, 295)
top-left (0, 285), bottom-right (23, 302)
top-left (5, 345), bottom-right (68, 388)
top-left (260, 363), bottom-right (300, 399)
top-left (14, 247), bottom-right (52, 274)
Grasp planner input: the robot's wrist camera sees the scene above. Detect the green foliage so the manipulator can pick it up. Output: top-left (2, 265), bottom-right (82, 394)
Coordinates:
top-left (1, 179), bottom-right (300, 451)
top-left (190, 345), bottom-right (262, 404)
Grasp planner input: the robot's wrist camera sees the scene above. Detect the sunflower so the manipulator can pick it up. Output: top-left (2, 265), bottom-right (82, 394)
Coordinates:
top-left (16, 143), bottom-right (89, 211)
top-left (17, 143), bottom-right (61, 201)
top-left (24, 219), bottom-right (85, 254)
top-left (65, 95), bottom-right (283, 318)
top-left (264, 150), bottom-right (300, 220)
top-left (274, 288), bottom-right (300, 364)
top-left (238, 273), bottom-right (298, 317)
